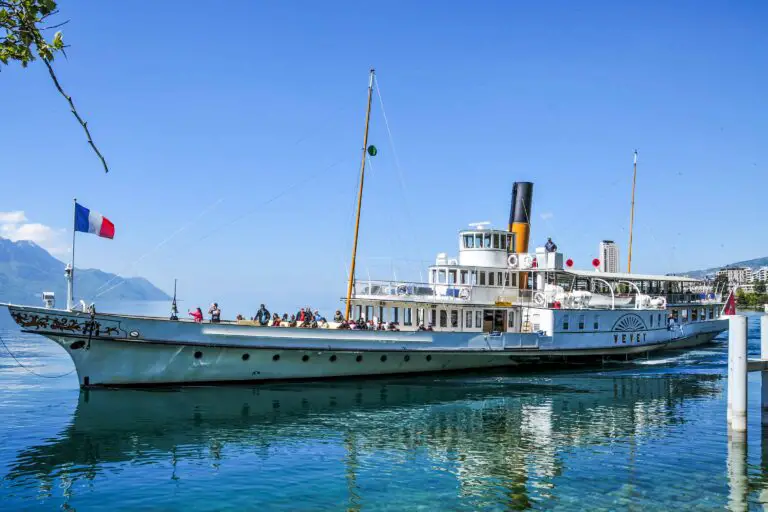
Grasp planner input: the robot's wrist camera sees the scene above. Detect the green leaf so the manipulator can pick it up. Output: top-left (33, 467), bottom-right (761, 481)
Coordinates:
top-left (52, 30), bottom-right (63, 50)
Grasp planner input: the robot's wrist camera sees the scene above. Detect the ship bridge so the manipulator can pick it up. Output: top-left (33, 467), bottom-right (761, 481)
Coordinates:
top-left (458, 228), bottom-right (516, 268)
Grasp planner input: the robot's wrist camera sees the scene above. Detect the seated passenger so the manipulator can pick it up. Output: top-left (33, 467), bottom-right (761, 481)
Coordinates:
top-left (334, 310), bottom-right (344, 323)
top-left (289, 314), bottom-right (297, 328)
top-left (271, 313), bottom-right (281, 326)
top-left (387, 322), bottom-right (399, 331)
top-left (236, 314), bottom-right (244, 321)
top-left (426, 323), bottom-right (434, 331)
top-left (417, 323), bottom-right (426, 331)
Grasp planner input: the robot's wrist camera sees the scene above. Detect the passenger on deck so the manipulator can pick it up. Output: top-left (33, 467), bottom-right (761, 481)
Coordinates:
top-left (387, 322), bottom-right (399, 331)
top-left (236, 314), bottom-right (244, 321)
top-left (426, 323), bottom-right (434, 331)
top-left (667, 315), bottom-right (676, 330)
top-left (282, 313), bottom-right (289, 323)
top-left (189, 308), bottom-right (203, 323)
top-left (314, 310), bottom-right (325, 322)
top-left (349, 320), bottom-right (359, 330)
top-left (417, 323), bottom-right (426, 331)
top-left (545, 237), bottom-right (558, 253)
top-left (334, 310), bottom-right (344, 323)
top-left (255, 304), bottom-right (270, 326)
top-left (289, 314), bottom-right (297, 327)
top-left (271, 313), bottom-right (281, 326)
top-left (208, 303), bottom-right (221, 323)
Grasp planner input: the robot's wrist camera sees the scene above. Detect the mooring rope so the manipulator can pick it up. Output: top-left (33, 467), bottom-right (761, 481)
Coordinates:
top-left (0, 333), bottom-right (75, 379)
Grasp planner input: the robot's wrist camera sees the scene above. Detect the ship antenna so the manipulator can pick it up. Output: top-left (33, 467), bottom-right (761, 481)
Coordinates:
top-left (627, 150), bottom-right (638, 273)
top-left (170, 278), bottom-right (178, 320)
top-left (345, 68), bottom-right (375, 321)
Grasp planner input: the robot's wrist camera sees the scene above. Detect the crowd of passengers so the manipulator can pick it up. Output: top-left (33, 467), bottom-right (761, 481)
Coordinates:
top-left (186, 303), bottom-right (435, 331)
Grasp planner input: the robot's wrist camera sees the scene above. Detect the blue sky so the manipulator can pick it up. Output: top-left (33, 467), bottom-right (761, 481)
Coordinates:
top-left (1, 1), bottom-right (766, 314)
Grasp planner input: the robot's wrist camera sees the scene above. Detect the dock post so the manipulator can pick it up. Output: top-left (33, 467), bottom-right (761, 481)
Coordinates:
top-left (728, 317), bottom-right (734, 424)
top-left (729, 315), bottom-right (748, 433)
top-left (762, 315), bottom-right (768, 425)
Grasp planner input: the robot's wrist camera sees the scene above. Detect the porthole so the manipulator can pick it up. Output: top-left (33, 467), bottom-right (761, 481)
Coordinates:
top-left (380, 355), bottom-right (387, 362)
top-left (272, 354), bottom-right (280, 361)
top-left (329, 355), bottom-right (337, 362)
top-left (356, 355), bottom-right (363, 363)
top-left (242, 353), bottom-right (250, 361)
top-left (194, 351), bottom-right (203, 359)
top-left (426, 355), bottom-right (432, 362)
top-left (302, 355), bottom-right (310, 362)
top-left (404, 355), bottom-right (410, 362)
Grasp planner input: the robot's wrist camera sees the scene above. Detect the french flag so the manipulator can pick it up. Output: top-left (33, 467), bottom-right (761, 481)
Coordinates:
top-left (74, 203), bottom-right (115, 239)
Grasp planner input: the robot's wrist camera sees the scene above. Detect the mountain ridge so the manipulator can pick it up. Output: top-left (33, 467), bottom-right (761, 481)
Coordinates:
top-left (0, 236), bottom-right (170, 306)
top-left (683, 256), bottom-right (768, 279)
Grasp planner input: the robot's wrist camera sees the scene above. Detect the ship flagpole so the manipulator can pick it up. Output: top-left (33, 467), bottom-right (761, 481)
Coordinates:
top-left (345, 68), bottom-right (375, 321)
top-left (627, 150), bottom-right (638, 273)
top-left (67, 198), bottom-right (77, 311)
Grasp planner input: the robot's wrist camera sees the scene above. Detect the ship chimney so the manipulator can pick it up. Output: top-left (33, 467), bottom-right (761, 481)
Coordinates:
top-left (508, 182), bottom-right (533, 253)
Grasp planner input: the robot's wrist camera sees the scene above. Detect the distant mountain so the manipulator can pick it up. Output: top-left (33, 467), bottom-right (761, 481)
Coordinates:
top-left (683, 256), bottom-right (768, 279)
top-left (0, 237), bottom-right (170, 307)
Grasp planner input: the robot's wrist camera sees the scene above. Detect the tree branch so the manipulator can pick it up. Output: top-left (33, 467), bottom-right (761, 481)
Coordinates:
top-left (43, 58), bottom-right (109, 173)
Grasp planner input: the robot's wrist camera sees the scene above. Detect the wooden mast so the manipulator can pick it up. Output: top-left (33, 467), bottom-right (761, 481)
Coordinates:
top-left (627, 150), bottom-right (638, 273)
top-left (345, 68), bottom-right (375, 320)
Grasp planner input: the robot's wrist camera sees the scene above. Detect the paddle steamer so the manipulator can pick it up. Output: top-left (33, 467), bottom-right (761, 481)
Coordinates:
top-left (3, 70), bottom-right (728, 387)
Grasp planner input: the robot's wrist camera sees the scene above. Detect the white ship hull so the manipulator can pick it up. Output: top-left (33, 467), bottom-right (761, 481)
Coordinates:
top-left (6, 304), bottom-right (727, 387)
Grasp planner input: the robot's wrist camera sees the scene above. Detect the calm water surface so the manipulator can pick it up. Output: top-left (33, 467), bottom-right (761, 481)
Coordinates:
top-left (2, 308), bottom-right (768, 510)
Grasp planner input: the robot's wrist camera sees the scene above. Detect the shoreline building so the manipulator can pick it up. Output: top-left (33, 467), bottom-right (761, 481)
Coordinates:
top-left (599, 240), bottom-right (619, 273)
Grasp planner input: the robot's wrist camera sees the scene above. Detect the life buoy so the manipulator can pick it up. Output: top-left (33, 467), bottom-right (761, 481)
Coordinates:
top-left (459, 288), bottom-right (470, 300)
top-left (507, 254), bottom-right (519, 268)
top-left (533, 292), bottom-right (546, 306)
top-left (520, 254), bottom-right (534, 269)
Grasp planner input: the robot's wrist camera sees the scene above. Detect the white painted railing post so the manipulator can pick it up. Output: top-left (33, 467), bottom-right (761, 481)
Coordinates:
top-left (728, 316), bottom-right (734, 424)
top-left (762, 315), bottom-right (768, 425)
top-left (729, 315), bottom-right (748, 433)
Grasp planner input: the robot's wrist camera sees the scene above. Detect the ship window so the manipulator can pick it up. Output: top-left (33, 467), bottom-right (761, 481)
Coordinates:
top-left (448, 269), bottom-right (457, 284)
top-left (578, 315), bottom-right (585, 330)
top-left (475, 311), bottom-right (482, 328)
top-left (709, 308), bottom-right (713, 320)
top-left (484, 233), bottom-right (491, 248)
top-left (438, 269), bottom-right (446, 284)
top-left (417, 308), bottom-right (425, 326)
top-left (404, 308), bottom-right (412, 326)
top-left (393, 307), bottom-right (399, 324)
top-left (594, 315), bottom-right (599, 330)
top-left (508, 310), bottom-right (515, 328)
top-left (479, 272), bottom-right (486, 285)
top-left (507, 235), bottom-right (513, 251)
top-left (475, 234), bottom-right (483, 248)
top-left (466, 311), bottom-right (473, 328)
top-left (562, 314), bottom-right (569, 330)
top-left (431, 269), bottom-right (436, 284)
top-left (658, 313), bottom-right (662, 326)
top-left (450, 310), bottom-right (458, 328)
top-left (488, 272), bottom-right (495, 286)
top-left (439, 310), bottom-right (447, 328)
top-left (510, 273), bottom-right (518, 287)
top-left (471, 271), bottom-right (477, 285)
top-left (501, 235), bottom-right (507, 250)
top-left (715, 308), bottom-right (720, 318)
top-left (378, 306), bottom-right (385, 322)
top-left (701, 308), bottom-right (706, 320)
top-left (504, 272), bottom-right (510, 287)
top-left (460, 270), bottom-right (468, 285)
top-left (355, 305), bottom-right (362, 320)
top-left (493, 234), bottom-right (500, 249)
top-left (429, 309), bottom-right (436, 326)
top-left (497, 272), bottom-right (502, 287)
top-left (691, 308), bottom-right (698, 321)
top-left (464, 234), bottom-right (474, 249)
top-left (365, 306), bottom-right (373, 321)
top-left (682, 309), bottom-right (689, 322)
top-left (650, 314), bottom-right (654, 328)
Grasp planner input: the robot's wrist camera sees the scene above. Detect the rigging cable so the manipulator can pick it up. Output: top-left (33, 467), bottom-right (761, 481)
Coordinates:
top-left (0, 333), bottom-right (75, 378)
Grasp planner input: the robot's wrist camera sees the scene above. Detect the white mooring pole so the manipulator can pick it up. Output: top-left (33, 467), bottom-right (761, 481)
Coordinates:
top-left (728, 315), bottom-right (748, 433)
top-left (762, 315), bottom-right (768, 426)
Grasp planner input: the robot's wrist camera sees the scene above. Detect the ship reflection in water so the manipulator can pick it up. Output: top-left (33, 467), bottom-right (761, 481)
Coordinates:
top-left (6, 367), bottom-right (763, 510)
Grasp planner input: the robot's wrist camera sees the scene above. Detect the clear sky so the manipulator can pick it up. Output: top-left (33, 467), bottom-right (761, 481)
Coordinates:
top-left (2, 1), bottom-right (766, 315)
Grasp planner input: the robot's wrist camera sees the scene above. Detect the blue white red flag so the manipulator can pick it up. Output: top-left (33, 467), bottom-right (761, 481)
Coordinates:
top-left (74, 203), bottom-right (115, 239)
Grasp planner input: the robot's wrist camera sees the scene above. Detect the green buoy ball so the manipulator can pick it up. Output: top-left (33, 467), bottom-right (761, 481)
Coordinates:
top-left (367, 145), bottom-right (378, 156)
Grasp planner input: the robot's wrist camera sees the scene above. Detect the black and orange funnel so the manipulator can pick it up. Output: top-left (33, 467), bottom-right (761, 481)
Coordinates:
top-left (508, 182), bottom-right (533, 254)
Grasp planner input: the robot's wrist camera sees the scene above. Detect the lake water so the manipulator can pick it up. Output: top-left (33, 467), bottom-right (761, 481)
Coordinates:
top-left (2, 308), bottom-right (768, 510)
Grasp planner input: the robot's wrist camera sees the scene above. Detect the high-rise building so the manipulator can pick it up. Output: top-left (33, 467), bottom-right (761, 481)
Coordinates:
top-left (599, 240), bottom-right (620, 273)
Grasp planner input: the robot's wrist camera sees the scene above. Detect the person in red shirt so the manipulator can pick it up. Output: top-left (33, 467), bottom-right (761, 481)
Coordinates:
top-left (188, 307), bottom-right (203, 323)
